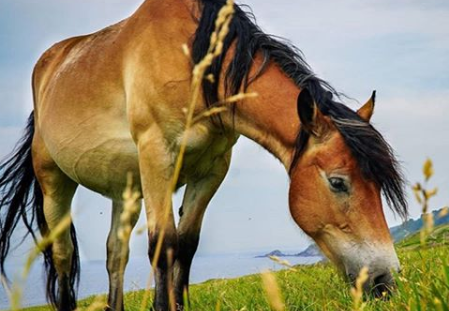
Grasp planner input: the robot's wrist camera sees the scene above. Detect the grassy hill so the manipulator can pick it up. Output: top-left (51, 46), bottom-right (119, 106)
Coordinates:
top-left (396, 223), bottom-right (449, 249)
top-left (21, 224), bottom-right (449, 311)
top-left (390, 207), bottom-right (449, 242)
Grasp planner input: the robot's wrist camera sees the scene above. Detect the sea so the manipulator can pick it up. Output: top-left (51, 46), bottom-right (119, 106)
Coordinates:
top-left (0, 252), bottom-right (321, 309)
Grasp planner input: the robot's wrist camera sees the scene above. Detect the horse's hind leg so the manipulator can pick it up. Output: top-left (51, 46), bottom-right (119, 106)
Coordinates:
top-left (33, 138), bottom-right (79, 311)
top-left (106, 199), bottom-right (141, 311)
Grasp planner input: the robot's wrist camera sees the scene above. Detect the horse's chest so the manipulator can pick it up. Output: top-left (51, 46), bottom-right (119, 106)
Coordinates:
top-left (178, 125), bottom-right (237, 179)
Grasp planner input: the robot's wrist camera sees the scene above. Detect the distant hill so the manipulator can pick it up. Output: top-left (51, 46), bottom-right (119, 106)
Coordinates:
top-left (295, 244), bottom-right (322, 257)
top-left (255, 246), bottom-right (323, 258)
top-left (256, 245), bottom-right (323, 259)
top-left (255, 250), bottom-right (288, 258)
top-left (257, 207), bottom-right (449, 258)
top-left (390, 207), bottom-right (449, 242)
top-left (396, 223), bottom-right (449, 249)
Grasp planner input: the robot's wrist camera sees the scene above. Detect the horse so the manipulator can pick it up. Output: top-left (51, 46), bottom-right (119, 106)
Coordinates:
top-left (0, 0), bottom-right (407, 310)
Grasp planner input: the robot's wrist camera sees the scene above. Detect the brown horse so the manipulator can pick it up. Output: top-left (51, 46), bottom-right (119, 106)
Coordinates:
top-left (0, 0), bottom-right (407, 310)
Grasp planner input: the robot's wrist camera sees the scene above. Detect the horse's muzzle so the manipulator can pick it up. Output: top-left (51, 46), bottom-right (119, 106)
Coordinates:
top-left (348, 268), bottom-right (397, 298)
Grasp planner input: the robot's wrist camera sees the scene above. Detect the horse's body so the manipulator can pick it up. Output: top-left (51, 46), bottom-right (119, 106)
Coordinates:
top-left (33, 1), bottom-right (204, 198)
top-left (0, 0), bottom-right (407, 310)
top-left (32, 2), bottom-right (241, 309)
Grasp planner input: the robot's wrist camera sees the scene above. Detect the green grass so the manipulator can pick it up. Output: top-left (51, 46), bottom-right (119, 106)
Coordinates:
top-left (20, 225), bottom-right (449, 311)
top-left (396, 223), bottom-right (449, 249)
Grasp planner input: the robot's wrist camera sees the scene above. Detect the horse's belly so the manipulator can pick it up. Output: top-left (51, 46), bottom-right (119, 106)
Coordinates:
top-left (71, 137), bottom-right (141, 200)
top-left (49, 128), bottom-right (141, 200)
top-left (44, 119), bottom-right (236, 201)
top-left (38, 103), bottom-right (141, 200)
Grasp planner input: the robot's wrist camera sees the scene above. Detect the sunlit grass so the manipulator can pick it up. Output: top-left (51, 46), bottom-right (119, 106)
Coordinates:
top-left (21, 240), bottom-right (449, 311)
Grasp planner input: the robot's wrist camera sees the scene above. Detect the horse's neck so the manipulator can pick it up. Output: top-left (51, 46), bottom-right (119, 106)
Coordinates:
top-left (226, 62), bottom-right (300, 169)
top-left (131, 1), bottom-right (299, 168)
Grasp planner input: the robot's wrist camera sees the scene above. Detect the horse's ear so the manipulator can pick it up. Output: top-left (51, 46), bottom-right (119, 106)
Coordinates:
top-left (297, 89), bottom-right (328, 136)
top-left (357, 90), bottom-right (376, 122)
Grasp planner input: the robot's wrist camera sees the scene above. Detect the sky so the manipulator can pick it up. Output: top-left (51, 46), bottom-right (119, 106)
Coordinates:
top-left (0, 0), bottom-right (448, 262)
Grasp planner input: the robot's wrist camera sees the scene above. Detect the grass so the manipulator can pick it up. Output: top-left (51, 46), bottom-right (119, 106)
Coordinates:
top-left (21, 224), bottom-right (449, 311)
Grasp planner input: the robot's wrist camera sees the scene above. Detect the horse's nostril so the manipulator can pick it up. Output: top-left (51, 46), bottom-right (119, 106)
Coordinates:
top-left (347, 273), bottom-right (357, 283)
top-left (372, 273), bottom-right (394, 299)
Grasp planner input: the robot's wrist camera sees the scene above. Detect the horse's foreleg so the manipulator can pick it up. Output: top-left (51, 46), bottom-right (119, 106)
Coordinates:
top-left (106, 200), bottom-right (141, 311)
top-left (137, 134), bottom-right (178, 311)
top-left (174, 152), bottom-right (231, 309)
top-left (33, 143), bottom-right (79, 311)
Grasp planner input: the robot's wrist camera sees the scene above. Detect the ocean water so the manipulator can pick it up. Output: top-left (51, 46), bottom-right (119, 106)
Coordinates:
top-left (0, 253), bottom-right (321, 309)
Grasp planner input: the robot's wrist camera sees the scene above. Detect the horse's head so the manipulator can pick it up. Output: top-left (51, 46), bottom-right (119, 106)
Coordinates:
top-left (289, 89), bottom-right (406, 297)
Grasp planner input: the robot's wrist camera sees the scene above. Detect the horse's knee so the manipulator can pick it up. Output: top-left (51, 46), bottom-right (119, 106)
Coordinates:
top-left (148, 230), bottom-right (178, 268)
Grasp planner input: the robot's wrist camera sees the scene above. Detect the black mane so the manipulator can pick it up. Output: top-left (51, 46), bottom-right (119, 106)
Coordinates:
top-left (192, 0), bottom-right (407, 217)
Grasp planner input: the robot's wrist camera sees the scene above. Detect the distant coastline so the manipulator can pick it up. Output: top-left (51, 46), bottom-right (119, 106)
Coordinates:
top-left (255, 244), bottom-right (322, 258)
top-left (256, 207), bottom-right (449, 259)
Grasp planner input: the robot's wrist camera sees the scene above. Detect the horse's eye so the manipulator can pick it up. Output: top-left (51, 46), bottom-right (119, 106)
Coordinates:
top-left (328, 177), bottom-right (348, 193)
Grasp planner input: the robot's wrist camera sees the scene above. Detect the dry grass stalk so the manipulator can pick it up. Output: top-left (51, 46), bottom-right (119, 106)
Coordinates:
top-left (438, 206), bottom-right (448, 218)
top-left (350, 266), bottom-right (369, 311)
top-left (79, 296), bottom-right (108, 311)
top-left (192, 107), bottom-right (228, 124)
top-left (261, 270), bottom-right (285, 311)
top-left (118, 173), bottom-right (141, 244)
top-left (1, 274), bottom-right (11, 302)
top-left (114, 173), bottom-right (141, 311)
top-left (268, 255), bottom-right (297, 272)
top-left (413, 158), bottom-right (438, 245)
top-left (166, 249), bottom-right (176, 311)
top-left (191, 91), bottom-right (258, 124)
top-left (10, 213), bottom-right (72, 310)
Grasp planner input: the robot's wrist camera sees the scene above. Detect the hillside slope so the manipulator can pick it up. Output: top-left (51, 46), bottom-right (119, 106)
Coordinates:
top-left (390, 207), bottom-right (449, 242)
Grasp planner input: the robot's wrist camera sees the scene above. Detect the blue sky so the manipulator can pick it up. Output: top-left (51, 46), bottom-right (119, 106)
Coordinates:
top-left (1, 0), bottom-right (448, 261)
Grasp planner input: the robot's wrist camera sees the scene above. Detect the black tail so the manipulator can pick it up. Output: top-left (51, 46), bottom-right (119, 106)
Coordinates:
top-left (0, 112), bottom-right (80, 308)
